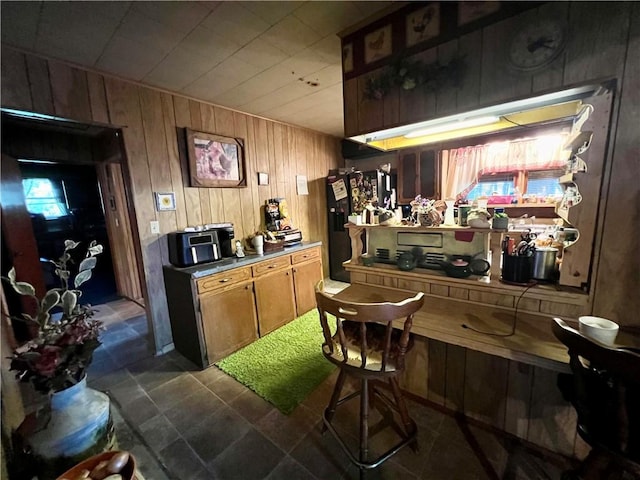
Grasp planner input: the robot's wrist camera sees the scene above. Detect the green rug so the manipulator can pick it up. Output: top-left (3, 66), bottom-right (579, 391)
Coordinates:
top-left (215, 309), bottom-right (336, 414)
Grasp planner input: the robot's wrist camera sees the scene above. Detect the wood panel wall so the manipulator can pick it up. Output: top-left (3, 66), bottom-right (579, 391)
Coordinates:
top-left (1, 46), bottom-right (342, 354)
top-left (344, 2), bottom-right (640, 327)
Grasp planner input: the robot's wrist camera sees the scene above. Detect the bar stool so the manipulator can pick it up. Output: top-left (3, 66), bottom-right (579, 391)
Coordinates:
top-left (552, 318), bottom-right (640, 479)
top-left (315, 282), bottom-right (425, 478)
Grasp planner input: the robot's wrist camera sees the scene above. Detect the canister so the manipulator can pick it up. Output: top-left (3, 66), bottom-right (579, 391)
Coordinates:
top-left (532, 247), bottom-right (558, 281)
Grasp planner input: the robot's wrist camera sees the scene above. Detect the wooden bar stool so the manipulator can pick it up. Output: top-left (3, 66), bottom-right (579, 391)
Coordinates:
top-left (315, 282), bottom-right (424, 478)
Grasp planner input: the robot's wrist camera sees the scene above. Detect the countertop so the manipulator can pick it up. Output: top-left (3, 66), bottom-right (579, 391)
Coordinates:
top-left (163, 241), bottom-right (322, 279)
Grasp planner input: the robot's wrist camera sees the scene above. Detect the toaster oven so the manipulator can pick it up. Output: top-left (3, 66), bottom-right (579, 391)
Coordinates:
top-left (168, 230), bottom-right (221, 267)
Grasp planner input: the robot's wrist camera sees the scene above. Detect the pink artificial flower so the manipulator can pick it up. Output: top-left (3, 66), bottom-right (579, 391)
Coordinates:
top-left (33, 346), bottom-right (61, 377)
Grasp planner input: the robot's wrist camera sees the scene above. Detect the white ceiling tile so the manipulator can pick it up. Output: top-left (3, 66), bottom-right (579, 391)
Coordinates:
top-left (233, 37), bottom-right (288, 70)
top-left (242, 81), bottom-right (310, 114)
top-left (116, 10), bottom-right (185, 56)
top-left (352, 1), bottom-right (395, 18)
top-left (1, 1), bottom-right (41, 49)
top-left (131, 1), bottom-right (214, 34)
top-left (97, 34), bottom-right (165, 81)
top-left (261, 15), bottom-right (321, 56)
top-left (238, 1), bottom-right (303, 26)
top-left (144, 46), bottom-right (219, 90)
top-left (294, 2), bottom-right (363, 37)
top-left (200, 2), bottom-right (270, 46)
top-left (179, 25), bottom-right (240, 60)
top-left (37, 1), bottom-right (131, 65)
top-left (309, 35), bottom-right (342, 64)
top-left (183, 56), bottom-right (261, 99)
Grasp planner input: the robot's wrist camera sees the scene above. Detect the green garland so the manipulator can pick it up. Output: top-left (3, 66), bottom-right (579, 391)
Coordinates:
top-left (363, 54), bottom-right (466, 101)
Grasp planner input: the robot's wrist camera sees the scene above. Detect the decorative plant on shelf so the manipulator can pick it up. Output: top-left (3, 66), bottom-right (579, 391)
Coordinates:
top-left (410, 196), bottom-right (447, 226)
top-left (363, 54), bottom-right (467, 101)
top-left (3, 240), bottom-right (104, 395)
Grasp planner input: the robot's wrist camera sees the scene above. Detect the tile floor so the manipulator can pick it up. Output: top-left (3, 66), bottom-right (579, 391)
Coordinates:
top-left (84, 285), bottom-right (577, 480)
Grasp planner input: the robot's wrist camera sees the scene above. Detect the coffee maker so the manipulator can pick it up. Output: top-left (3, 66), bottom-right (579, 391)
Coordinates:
top-left (264, 198), bottom-right (302, 246)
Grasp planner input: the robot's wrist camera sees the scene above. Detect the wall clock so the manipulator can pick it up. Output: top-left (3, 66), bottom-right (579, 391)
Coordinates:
top-left (508, 19), bottom-right (567, 72)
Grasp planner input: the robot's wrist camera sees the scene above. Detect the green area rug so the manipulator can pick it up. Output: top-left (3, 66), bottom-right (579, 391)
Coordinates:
top-left (215, 309), bottom-right (336, 414)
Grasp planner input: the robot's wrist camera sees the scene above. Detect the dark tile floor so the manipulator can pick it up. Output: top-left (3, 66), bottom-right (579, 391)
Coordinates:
top-left (87, 305), bottom-right (576, 480)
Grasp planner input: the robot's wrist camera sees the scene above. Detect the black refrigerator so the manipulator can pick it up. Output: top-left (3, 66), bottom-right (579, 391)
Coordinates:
top-left (326, 169), bottom-right (395, 282)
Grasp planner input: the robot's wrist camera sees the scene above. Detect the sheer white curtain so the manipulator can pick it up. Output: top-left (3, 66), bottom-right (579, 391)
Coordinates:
top-left (441, 135), bottom-right (568, 199)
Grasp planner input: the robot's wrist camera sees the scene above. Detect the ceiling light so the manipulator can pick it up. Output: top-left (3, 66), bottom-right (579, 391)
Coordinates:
top-left (404, 116), bottom-right (499, 138)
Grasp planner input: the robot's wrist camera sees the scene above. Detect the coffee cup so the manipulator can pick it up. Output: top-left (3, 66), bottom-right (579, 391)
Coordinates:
top-left (578, 316), bottom-right (619, 345)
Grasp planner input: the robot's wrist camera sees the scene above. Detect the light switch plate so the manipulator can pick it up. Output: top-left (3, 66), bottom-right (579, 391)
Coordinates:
top-left (150, 221), bottom-right (160, 234)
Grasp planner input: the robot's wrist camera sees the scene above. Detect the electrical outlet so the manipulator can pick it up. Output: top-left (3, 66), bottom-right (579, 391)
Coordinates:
top-left (150, 221), bottom-right (160, 234)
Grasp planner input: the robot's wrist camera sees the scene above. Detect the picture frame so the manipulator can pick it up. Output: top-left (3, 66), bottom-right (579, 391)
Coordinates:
top-left (458, 1), bottom-right (500, 27)
top-left (364, 24), bottom-right (392, 65)
top-left (155, 192), bottom-right (176, 211)
top-left (185, 128), bottom-right (247, 188)
top-left (406, 3), bottom-right (440, 47)
top-left (257, 172), bottom-right (269, 186)
top-left (342, 43), bottom-right (354, 73)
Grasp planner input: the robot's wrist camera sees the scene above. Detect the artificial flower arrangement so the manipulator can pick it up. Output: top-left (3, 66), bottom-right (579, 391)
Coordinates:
top-left (3, 240), bottom-right (103, 395)
top-left (410, 195), bottom-right (447, 226)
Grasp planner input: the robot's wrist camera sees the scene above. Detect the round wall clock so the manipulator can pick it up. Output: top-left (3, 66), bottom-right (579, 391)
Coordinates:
top-left (508, 19), bottom-right (567, 72)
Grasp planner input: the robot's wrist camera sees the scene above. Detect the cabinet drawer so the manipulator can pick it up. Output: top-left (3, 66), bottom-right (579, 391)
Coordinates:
top-left (197, 267), bottom-right (251, 294)
top-left (252, 256), bottom-right (291, 277)
top-left (291, 247), bottom-right (320, 265)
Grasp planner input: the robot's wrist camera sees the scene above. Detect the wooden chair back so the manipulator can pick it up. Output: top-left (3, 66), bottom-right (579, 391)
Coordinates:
top-left (552, 317), bottom-right (640, 463)
top-left (315, 282), bottom-right (424, 375)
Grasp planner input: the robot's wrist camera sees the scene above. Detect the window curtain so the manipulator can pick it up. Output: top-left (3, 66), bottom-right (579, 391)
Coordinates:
top-left (441, 135), bottom-right (568, 199)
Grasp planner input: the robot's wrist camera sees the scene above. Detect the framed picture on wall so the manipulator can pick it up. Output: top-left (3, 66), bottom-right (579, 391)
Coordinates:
top-left (406, 3), bottom-right (440, 47)
top-left (155, 192), bottom-right (176, 211)
top-left (342, 43), bottom-right (354, 73)
top-left (458, 1), bottom-right (500, 27)
top-left (364, 24), bottom-right (392, 65)
top-left (185, 129), bottom-right (247, 188)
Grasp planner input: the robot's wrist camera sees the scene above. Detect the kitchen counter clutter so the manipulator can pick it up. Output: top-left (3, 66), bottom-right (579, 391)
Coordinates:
top-left (163, 242), bottom-right (323, 368)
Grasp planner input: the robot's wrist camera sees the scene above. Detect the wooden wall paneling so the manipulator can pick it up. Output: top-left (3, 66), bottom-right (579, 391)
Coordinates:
top-left (245, 116), bottom-right (262, 235)
top-left (444, 344), bottom-right (466, 412)
top-left (215, 106), bottom-right (244, 234)
top-left (427, 339), bottom-right (446, 406)
top-left (47, 60), bottom-right (92, 123)
top-left (357, 68), bottom-right (385, 134)
top-left (563, 2), bottom-right (631, 86)
top-left (479, 9), bottom-right (536, 106)
top-left (400, 335), bottom-right (429, 399)
top-left (272, 122), bottom-right (285, 195)
top-left (172, 96), bottom-right (202, 227)
top-left (199, 104), bottom-right (225, 223)
top-left (159, 93), bottom-right (187, 229)
top-left (86, 72), bottom-right (109, 124)
top-left (435, 39), bottom-right (459, 116)
top-left (104, 77), bottom-right (169, 352)
top-left (531, 2), bottom-right (568, 94)
top-left (398, 48), bottom-right (437, 125)
top-left (593, 3), bottom-right (640, 324)
top-left (187, 100), bottom-right (211, 225)
top-left (252, 117), bottom-right (271, 229)
top-left (25, 56), bottom-right (54, 116)
top-left (464, 350), bottom-right (508, 429)
top-left (504, 361), bottom-right (533, 440)
top-left (456, 30), bottom-right (482, 113)
top-left (343, 77), bottom-right (358, 136)
top-left (266, 122), bottom-right (277, 200)
top-left (283, 126), bottom-right (298, 238)
top-left (233, 112), bottom-right (256, 240)
top-left (139, 88), bottom-right (176, 266)
top-left (527, 366), bottom-right (578, 456)
top-left (383, 86), bottom-right (399, 128)
top-left (0, 47), bottom-right (31, 110)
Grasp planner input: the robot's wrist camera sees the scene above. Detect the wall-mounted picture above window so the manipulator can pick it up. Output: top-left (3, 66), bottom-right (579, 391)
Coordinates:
top-left (364, 24), bottom-right (392, 65)
top-left (406, 3), bottom-right (440, 47)
top-left (185, 129), bottom-right (246, 188)
top-left (458, 1), bottom-right (500, 27)
top-left (342, 43), bottom-right (354, 73)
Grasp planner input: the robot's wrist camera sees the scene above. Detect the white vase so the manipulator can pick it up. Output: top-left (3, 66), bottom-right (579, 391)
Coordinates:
top-left (27, 377), bottom-right (113, 477)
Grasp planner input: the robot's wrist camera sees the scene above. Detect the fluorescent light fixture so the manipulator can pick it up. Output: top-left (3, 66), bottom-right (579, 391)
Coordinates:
top-left (350, 84), bottom-right (598, 149)
top-left (405, 116), bottom-right (499, 138)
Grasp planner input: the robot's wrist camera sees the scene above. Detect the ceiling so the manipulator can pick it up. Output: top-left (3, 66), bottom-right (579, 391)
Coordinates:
top-left (1, 1), bottom-right (394, 138)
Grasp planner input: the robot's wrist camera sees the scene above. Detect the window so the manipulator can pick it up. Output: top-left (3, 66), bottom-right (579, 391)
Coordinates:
top-left (466, 170), bottom-right (564, 202)
top-left (22, 178), bottom-right (69, 219)
top-left (466, 174), bottom-right (514, 200)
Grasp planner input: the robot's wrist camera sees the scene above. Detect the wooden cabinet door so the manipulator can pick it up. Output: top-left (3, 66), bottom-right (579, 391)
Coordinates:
top-left (199, 283), bottom-right (258, 364)
top-left (293, 259), bottom-right (323, 317)
top-left (397, 150), bottom-right (418, 204)
top-left (254, 269), bottom-right (296, 336)
top-left (397, 148), bottom-right (438, 203)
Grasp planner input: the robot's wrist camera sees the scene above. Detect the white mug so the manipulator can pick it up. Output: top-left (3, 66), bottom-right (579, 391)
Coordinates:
top-left (578, 316), bottom-right (619, 345)
top-left (252, 235), bottom-right (264, 255)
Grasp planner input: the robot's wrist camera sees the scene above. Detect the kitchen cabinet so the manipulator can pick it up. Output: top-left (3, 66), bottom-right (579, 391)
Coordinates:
top-left (291, 247), bottom-right (323, 316)
top-left (254, 266), bottom-right (296, 336)
top-left (163, 243), bottom-right (322, 368)
top-left (199, 283), bottom-right (258, 363)
top-left (397, 148), bottom-right (438, 203)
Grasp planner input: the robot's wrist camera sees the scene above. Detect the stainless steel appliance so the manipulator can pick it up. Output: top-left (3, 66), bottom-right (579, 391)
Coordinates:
top-left (326, 169), bottom-right (395, 282)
